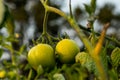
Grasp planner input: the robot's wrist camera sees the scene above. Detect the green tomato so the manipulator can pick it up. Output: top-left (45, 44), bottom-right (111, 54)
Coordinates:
top-left (28, 44), bottom-right (55, 70)
top-left (56, 39), bottom-right (80, 64)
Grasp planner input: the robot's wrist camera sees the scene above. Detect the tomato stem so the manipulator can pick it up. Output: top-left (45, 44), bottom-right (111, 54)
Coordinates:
top-left (90, 21), bottom-right (96, 46)
top-left (43, 10), bottom-right (49, 35)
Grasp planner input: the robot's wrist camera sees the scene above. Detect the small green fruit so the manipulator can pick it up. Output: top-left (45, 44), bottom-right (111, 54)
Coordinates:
top-left (28, 44), bottom-right (55, 70)
top-left (56, 39), bottom-right (80, 63)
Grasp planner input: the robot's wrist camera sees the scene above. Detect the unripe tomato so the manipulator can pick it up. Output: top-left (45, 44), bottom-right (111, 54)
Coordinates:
top-left (28, 44), bottom-right (55, 70)
top-left (56, 39), bottom-right (80, 63)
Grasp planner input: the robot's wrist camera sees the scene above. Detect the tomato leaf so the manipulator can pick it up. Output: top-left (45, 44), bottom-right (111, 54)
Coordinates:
top-left (111, 47), bottom-right (120, 68)
top-left (100, 47), bottom-right (108, 72)
top-left (75, 52), bottom-right (95, 72)
top-left (53, 73), bottom-right (65, 80)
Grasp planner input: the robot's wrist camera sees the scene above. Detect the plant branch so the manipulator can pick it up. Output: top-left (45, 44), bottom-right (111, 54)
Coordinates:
top-left (40, 0), bottom-right (108, 79)
top-left (43, 9), bottom-right (49, 35)
top-left (40, 0), bottom-right (93, 53)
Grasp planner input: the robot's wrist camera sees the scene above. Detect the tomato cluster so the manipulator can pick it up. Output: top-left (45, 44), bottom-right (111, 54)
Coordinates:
top-left (27, 39), bottom-right (80, 70)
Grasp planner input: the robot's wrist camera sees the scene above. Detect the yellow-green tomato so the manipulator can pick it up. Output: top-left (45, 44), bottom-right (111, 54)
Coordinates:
top-left (28, 44), bottom-right (55, 70)
top-left (56, 39), bottom-right (80, 63)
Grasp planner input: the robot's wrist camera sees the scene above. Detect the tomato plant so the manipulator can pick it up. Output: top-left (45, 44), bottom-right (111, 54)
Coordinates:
top-left (0, 0), bottom-right (120, 80)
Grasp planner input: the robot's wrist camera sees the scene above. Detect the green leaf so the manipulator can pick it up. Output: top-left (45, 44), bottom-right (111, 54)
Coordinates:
top-left (111, 47), bottom-right (120, 68)
top-left (100, 47), bottom-right (108, 73)
top-left (90, 0), bottom-right (96, 12)
top-left (75, 52), bottom-right (95, 72)
top-left (53, 73), bottom-right (65, 80)
top-left (84, 4), bottom-right (92, 15)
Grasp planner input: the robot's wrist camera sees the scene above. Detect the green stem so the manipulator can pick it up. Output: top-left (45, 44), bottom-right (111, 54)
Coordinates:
top-left (90, 22), bottom-right (96, 46)
top-left (93, 23), bottom-right (110, 80)
top-left (44, 4), bottom-right (93, 53)
top-left (43, 10), bottom-right (49, 35)
top-left (69, 18), bottom-right (94, 52)
top-left (28, 69), bottom-right (33, 80)
top-left (93, 55), bottom-right (107, 80)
